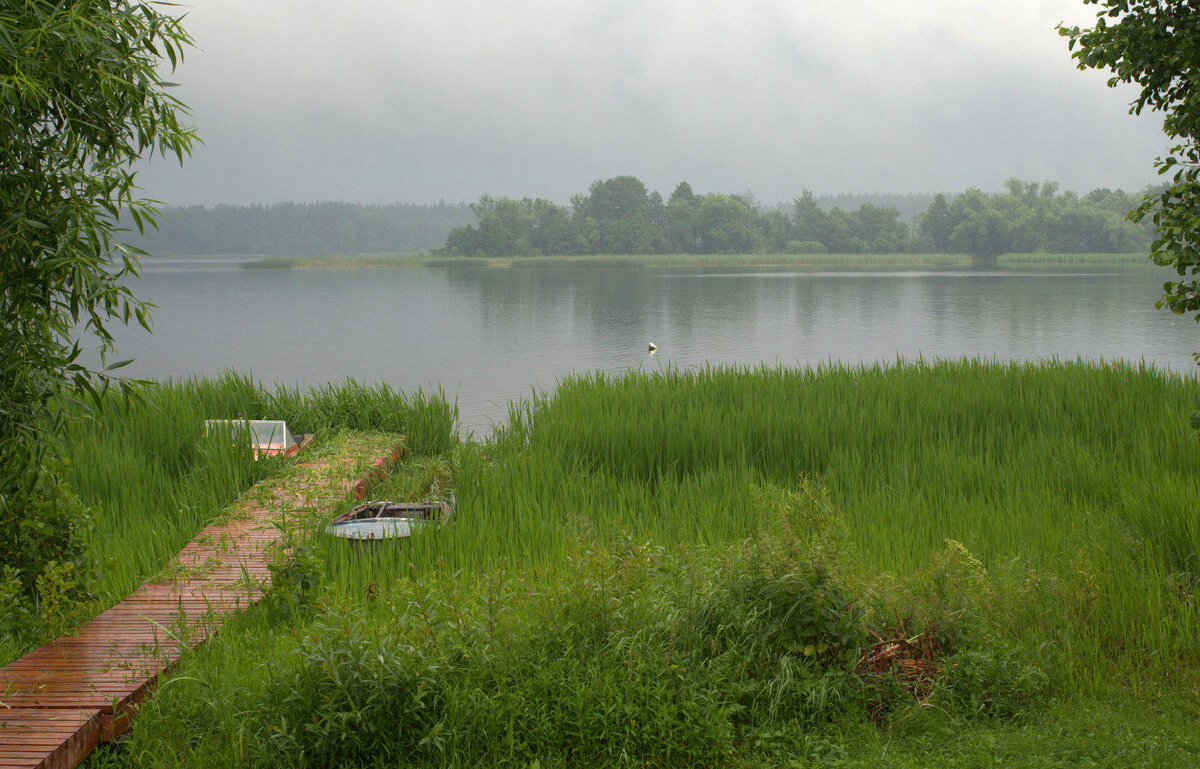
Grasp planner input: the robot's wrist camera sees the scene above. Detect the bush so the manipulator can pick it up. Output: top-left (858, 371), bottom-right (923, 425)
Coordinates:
top-left (786, 240), bottom-right (828, 254)
top-left (0, 567), bottom-right (35, 640)
top-left (0, 458), bottom-right (93, 598)
top-left (261, 615), bottom-right (447, 767)
top-left (943, 643), bottom-right (1048, 719)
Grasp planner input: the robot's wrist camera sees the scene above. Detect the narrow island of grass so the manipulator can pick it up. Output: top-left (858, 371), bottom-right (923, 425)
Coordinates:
top-left (236, 251), bottom-right (1151, 270)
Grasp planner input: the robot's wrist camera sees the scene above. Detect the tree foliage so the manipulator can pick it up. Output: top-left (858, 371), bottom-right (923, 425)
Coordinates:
top-left (0, 1), bottom-right (195, 592)
top-left (121, 182), bottom-right (1152, 262)
top-left (440, 175), bottom-right (1151, 259)
top-left (1061, 1), bottom-right (1200, 325)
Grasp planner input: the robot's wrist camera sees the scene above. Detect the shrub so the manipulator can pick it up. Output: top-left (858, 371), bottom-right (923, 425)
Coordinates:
top-left (942, 643), bottom-right (1048, 719)
top-left (786, 240), bottom-right (828, 254)
top-left (265, 524), bottom-right (324, 609)
top-left (0, 459), bottom-right (93, 598)
top-left (261, 615), bottom-right (447, 767)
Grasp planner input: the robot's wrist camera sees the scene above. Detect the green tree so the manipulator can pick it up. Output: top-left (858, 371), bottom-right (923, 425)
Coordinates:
top-left (445, 196), bottom-right (540, 256)
top-left (529, 198), bottom-right (580, 255)
top-left (1, 1), bottom-right (195, 593)
top-left (571, 176), bottom-right (662, 254)
top-left (696, 194), bottom-right (754, 253)
top-left (1061, 2), bottom-right (1200, 330)
top-left (947, 190), bottom-right (1012, 263)
top-left (668, 181), bottom-right (697, 207)
top-left (791, 191), bottom-right (831, 247)
top-left (855, 203), bottom-right (909, 252)
top-left (757, 208), bottom-right (793, 252)
top-left (667, 182), bottom-right (700, 253)
top-left (917, 193), bottom-right (954, 252)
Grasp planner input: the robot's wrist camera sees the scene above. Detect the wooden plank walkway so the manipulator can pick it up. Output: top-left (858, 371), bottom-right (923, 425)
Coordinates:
top-left (0, 440), bottom-right (402, 768)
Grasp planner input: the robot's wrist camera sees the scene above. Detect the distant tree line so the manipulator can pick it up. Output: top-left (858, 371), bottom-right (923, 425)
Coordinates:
top-left (439, 176), bottom-right (1155, 259)
top-left (130, 180), bottom-right (1154, 260)
top-left (133, 201), bottom-right (476, 256)
top-left (916, 181), bottom-right (1152, 259)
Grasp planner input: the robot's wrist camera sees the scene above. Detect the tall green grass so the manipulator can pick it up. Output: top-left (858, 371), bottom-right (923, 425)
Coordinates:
top-left (61, 390), bottom-right (279, 606)
top-left (314, 360), bottom-right (1200, 688)
top-left (61, 362), bottom-right (1200, 766)
top-left (0, 373), bottom-right (457, 665)
top-left (66, 372), bottom-right (456, 602)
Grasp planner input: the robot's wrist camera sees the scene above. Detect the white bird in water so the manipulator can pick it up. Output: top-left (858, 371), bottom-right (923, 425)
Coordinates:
top-left (648, 342), bottom-right (657, 355)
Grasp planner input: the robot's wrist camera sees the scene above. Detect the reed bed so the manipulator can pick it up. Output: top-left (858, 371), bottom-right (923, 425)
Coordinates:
top-left (57, 362), bottom-right (1200, 766)
top-left (502, 362), bottom-right (1200, 676)
top-left (996, 252), bottom-right (1147, 264)
top-left (0, 373), bottom-right (457, 665)
top-left (71, 373), bottom-right (454, 597)
top-left (75, 371), bottom-right (451, 595)
top-left (310, 360), bottom-right (1200, 689)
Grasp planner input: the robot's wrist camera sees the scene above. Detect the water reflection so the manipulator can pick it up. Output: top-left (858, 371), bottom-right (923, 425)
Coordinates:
top-left (91, 263), bottom-right (1197, 435)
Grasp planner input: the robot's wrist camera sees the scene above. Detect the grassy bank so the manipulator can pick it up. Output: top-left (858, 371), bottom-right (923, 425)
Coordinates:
top-left (242, 253), bottom-right (427, 269)
top-left (0, 374), bottom-right (457, 666)
top-left (86, 361), bottom-right (1200, 768)
top-left (237, 252), bottom-right (1151, 270)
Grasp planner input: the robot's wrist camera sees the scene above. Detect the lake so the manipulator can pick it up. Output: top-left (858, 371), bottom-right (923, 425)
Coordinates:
top-left (100, 259), bottom-right (1198, 435)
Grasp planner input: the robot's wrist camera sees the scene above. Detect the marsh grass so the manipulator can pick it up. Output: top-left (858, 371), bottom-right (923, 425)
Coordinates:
top-left (492, 360), bottom-right (1200, 683)
top-left (303, 361), bottom-right (1200, 690)
top-left (65, 362), bottom-right (1200, 766)
top-left (66, 373), bottom-right (455, 601)
top-left (996, 251), bottom-right (1148, 264)
top-left (0, 374), bottom-right (457, 664)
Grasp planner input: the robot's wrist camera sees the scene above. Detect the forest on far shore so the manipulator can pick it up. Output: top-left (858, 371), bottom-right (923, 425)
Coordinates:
top-left (441, 177), bottom-right (1154, 259)
top-left (132, 178), bottom-right (1154, 259)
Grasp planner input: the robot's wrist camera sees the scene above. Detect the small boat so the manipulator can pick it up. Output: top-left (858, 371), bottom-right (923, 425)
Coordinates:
top-left (204, 419), bottom-right (311, 458)
top-left (324, 499), bottom-right (454, 541)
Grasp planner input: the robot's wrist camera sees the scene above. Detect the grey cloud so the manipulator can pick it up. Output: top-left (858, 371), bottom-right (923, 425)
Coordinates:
top-left (134, 0), bottom-right (1170, 206)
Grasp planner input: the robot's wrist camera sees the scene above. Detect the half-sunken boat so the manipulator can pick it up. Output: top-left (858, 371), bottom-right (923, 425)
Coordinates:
top-left (324, 499), bottom-right (454, 541)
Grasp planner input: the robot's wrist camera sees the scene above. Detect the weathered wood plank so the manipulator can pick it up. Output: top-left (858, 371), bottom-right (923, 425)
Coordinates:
top-left (0, 440), bottom-right (403, 769)
top-left (0, 709), bottom-right (101, 769)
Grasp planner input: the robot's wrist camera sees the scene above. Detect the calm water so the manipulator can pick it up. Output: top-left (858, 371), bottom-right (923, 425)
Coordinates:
top-left (99, 259), bottom-right (1198, 435)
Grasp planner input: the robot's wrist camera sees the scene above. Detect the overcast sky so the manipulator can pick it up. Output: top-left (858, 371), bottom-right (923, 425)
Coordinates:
top-left (135, 0), bottom-right (1170, 207)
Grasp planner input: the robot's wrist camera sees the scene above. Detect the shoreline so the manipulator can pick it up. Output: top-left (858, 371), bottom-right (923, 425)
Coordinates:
top-left (228, 251), bottom-right (1151, 270)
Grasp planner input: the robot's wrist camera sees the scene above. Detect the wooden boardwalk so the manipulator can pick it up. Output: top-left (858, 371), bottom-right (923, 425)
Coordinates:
top-left (0, 441), bottom-right (402, 768)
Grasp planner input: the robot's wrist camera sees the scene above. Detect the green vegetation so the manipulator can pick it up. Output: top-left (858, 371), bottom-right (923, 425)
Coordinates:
top-left (245, 251), bottom-right (1148, 271)
top-left (0, 0), bottom-right (195, 613)
top-left (80, 361), bottom-right (1199, 767)
top-left (440, 176), bottom-right (1153, 261)
top-left (0, 374), bottom-right (456, 666)
top-left (244, 253), bottom-right (431, 269)
top-left (1062, 1), bottom-right (1200, 333)
top-left (128, 182), bottom-right (1154, 265)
